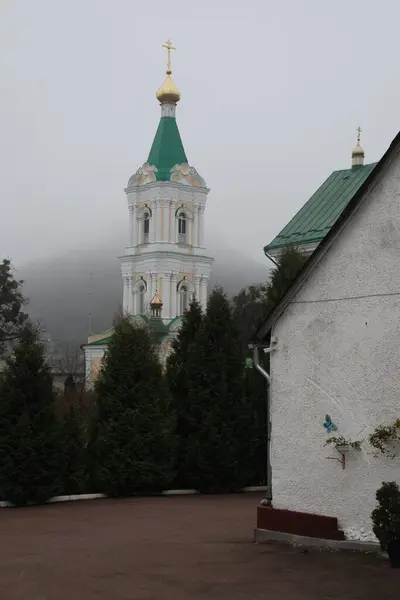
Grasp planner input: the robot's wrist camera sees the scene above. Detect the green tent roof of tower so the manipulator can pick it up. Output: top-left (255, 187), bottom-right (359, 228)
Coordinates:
top-left (147, 117), bottom-right (188, 181)
top-left (265, 163), bottom-right (377, 254)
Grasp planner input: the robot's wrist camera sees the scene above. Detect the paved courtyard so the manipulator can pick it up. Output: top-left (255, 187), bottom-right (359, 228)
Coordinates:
top-left (0, 493), bottom-right (398, 599)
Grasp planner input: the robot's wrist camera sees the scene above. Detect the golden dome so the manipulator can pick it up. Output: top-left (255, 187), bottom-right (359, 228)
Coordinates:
top-left (156, 40), bottom-right (181, 104)
top-left (156, 73), bottom-right (181, 104)
top-left (150, 289), bottom-right (163, 308)
top-left (352, 126), bottom-right (364, 156)
top-left (352, 143), bottom-right (364, 156)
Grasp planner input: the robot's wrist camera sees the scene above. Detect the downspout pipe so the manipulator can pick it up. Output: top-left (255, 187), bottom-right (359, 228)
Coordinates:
top-left (252, 344), bottom-right (270, 384)
top-left (264, 251), bottom-right (279, 268)
top-left (249, 342), bottom-right (275, 506)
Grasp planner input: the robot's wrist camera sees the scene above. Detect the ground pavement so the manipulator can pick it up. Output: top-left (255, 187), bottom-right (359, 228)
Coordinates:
top-left (0, 493), bottom-right (398, 599)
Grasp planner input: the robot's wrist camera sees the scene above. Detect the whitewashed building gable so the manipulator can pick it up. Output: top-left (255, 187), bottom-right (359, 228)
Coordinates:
top-left (270, 142), bottom-right (400, 541)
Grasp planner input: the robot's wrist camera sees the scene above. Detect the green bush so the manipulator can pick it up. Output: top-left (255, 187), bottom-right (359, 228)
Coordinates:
top-left (371, 481), bottom-right (400, 551)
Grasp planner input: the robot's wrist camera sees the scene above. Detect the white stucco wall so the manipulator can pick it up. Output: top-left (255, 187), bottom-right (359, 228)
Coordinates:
top-left (270, 148), bottom-right (400, 541)
top-left (83, 345), bottom-right (107, 389)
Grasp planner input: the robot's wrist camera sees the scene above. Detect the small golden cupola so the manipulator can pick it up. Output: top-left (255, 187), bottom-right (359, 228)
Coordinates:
top-left (150, 289), bottom-right (163, 318)
top-left (352, 126), bottom-right (365, 168)
top-left (156, 39), bottom-right (181, 105)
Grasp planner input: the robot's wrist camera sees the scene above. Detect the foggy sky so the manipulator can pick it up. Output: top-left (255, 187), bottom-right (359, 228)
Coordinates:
top-left (1, 0), bottom-right (399, 267)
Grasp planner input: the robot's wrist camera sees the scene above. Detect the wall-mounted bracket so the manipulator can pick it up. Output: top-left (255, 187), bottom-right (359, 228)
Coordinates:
top-left (326, 455), bottom-right (345, 470)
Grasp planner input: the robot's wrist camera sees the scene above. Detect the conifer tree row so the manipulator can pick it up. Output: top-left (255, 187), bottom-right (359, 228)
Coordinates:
top-left (0, 249), bottom-right (306, 503)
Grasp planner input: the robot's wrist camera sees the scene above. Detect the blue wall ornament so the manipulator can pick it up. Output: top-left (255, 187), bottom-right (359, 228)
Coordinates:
top-left (323, 414), bottom-right (337, 434)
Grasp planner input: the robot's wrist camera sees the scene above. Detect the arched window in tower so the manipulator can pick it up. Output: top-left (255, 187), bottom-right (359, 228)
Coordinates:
top-left (135, 278), bottom-right (147, 315)
top-left (178, 212), bottom-right (187, 244)
top-left (143, 211), bottom-right (150, 243)
top-left (179, 284), bottom-right (189, 315)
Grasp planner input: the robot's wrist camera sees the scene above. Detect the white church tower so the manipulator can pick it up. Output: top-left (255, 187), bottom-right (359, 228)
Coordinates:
top-left (83, 41), bottom-right (214, 384)
top-left (121, 40), bottom-right (213, 320)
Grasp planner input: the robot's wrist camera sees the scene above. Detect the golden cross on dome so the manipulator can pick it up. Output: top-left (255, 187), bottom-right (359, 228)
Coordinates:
top-left (162, 39), bottom-right (176, 74)
top-left (356, 126), bottom-right (362, 145)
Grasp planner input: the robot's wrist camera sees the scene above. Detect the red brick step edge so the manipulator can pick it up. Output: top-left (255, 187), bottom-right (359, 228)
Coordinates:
top-left (257, 506), bottom-right (345, 540)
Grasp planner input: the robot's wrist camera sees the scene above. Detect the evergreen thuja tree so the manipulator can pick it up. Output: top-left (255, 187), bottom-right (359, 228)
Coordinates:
top-left (232, 246), bottom-right (307, 352)
top-left (264, 246), bottom-right (307, 314)
top-left (0, 258), bottom-right (28, 357)
top-left (0, 325), bottom-right (62, 506)
top-left (185, 288), bottom-right (256, 493)
top-left (233, 283), bottom-right (268, 356)
top-left (165, 298), bottom-right (203, 487)
top-left (93, 317), bottom-right (176, 496)
top-left (230, 246), bottom-right (307, 486)
top-left (60, 404), bottom-right (88, 494)
top-left (59, 378), bottom-right (88, 495)
top-left (243, 363), bottom-right (267, 486)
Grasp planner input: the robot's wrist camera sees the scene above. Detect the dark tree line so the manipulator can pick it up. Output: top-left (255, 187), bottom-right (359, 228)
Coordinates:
top-left (0, 248), bottom-right (306, 505)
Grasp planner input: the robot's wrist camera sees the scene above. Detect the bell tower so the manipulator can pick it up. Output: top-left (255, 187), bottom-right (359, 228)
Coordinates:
top-left (120, 40), bottom-right (214, 321)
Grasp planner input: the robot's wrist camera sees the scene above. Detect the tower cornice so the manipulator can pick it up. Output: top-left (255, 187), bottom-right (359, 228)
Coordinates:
top-left (125, 179), bottom-right (210, 196)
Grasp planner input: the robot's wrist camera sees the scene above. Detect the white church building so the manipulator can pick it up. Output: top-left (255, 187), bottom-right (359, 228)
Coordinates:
top-left (255, 129), bottom-right (400, 544)
top-left (83, 42), bottom-right (213, 385)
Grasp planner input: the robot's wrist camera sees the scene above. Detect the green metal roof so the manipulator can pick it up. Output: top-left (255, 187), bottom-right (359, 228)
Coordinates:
top-left (85, 327), bottom-right (113, 346)
top-left (265, 163), bottom-right (377, 253)
top-left (147, 116), bottom-right (187, 181)
top-left (144, 316), bottom-right (171, 342)
top-left (86, 338), bottom-right (110, 346)
top-left (86, 317), bottom-right (174, 346)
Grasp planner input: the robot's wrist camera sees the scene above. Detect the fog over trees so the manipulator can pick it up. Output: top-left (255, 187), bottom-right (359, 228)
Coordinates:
top-left (19, 233), bottom-right (268, 345)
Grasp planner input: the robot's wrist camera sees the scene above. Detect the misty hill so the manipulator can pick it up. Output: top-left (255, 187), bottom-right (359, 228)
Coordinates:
top-left (20, 235), bottom-right (269, 344)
